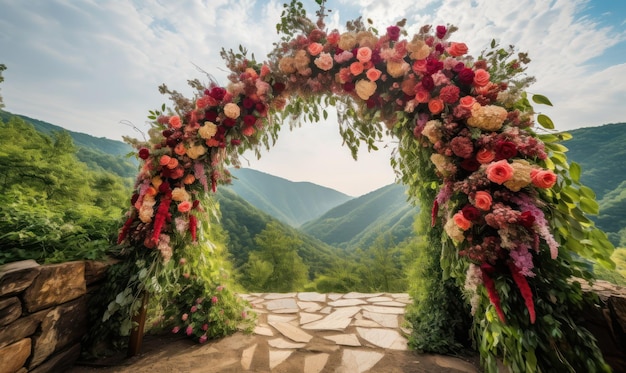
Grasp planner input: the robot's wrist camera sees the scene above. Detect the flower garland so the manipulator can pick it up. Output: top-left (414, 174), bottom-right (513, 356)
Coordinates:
top-left (115, 3), bottom-right (613, 370)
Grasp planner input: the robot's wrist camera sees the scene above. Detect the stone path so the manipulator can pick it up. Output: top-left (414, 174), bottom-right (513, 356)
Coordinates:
top-left (70, 292), bottom-right (480, 372)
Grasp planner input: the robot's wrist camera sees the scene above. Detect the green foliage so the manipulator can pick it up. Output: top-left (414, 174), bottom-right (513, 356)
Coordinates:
top-left (0, 115), bottom-right (131, 265)
top-left (240, 221), bottom-right (309, 292)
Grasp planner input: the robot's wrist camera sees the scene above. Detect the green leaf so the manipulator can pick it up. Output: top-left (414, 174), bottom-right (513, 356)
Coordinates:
top-left (579, 197), bottom-right (599, 215)
top-left (531, 94), bottom-right (553, 106)
top-left (569, 162), bottom-right (581, 182)
top-left (537, 114), bottom-right (554, 129)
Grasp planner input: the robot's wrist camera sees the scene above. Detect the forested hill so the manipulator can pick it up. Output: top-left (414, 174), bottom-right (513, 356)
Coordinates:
top-left (300, 183), bottom-right (418, 250)
top-left (225, 168), bottom-right (353, 227)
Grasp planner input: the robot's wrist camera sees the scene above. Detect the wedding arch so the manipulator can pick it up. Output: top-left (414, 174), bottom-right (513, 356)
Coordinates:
top-left (105, 1), bottom-right (615, 371)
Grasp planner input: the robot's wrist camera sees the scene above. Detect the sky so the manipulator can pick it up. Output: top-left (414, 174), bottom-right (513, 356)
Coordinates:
top-left (1, 0), bottom-right (625, 196)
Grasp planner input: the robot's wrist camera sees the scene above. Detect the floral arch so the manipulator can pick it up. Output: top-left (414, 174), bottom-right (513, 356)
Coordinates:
top-left (103, 2), bottom-right (615, 372)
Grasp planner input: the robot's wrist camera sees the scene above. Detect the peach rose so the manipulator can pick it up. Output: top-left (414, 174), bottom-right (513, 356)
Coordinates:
top-left (198, 121), bottom-right (218, 139)
top-left (447, 42), bottom-right (468, 57)
top-left (186, 145), bottom-right (206, 159)
top-left (183, 174), bottom-right (195, 185)
top-left (338, 32), bottom-right (357, 51)
top-left (356, 47), bottom-right (372, 63)
top-left (486, 160), bottom-right (514, 184)
top-left (151, 176), bottom-right (162, 189)
top-left (314, 52), bottom-right (333, 71)
top-left (444, 218), bottom-right (465, 242)
top-left (531, 169), bottom-right (557, 188)
top-left (453, 211), bottom-right (472, 230)
top-left (476, 148), bottom-right (496, 164)
top-left (350, 62), bottom-right (364, 76)
top-left (474, 191), bottom-right (492, 211)
top-left (278, 56), bottom-right (296, 74)
top-left (307, 42), bottom-right (323, 56)
top-left (366, 68), bottom-right (382, 81)
top-left (428, 98), bottom-right (445, 115)
top-left (223, 103), bottom-right (240, 119)
top-left (169, 115), bottom-right (182, 129)
top-left (386, 61), bottom-right (409, 78)
top-left (473, 68), bottom-right (491, 87)
top-left (355, 79), bottom-right (377, 100)
top-left (171, 187), bottom-right (190, 202)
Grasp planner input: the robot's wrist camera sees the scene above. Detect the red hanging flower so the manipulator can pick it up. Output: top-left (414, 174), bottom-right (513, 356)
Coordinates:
top-left (508, 262), bottom-right (536, 324)
top-left (481, 264), bottom-right (506, 324)
top-left (151, 197), bottom-right (172, 244)
top-left (189, 215), bottom-right (198, 242)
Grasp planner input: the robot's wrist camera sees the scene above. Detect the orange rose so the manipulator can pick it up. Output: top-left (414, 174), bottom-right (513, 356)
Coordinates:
top-left (428, 98), bottom-right (445, 115)
top-left (183, 174), bottom-right (196, 185)
top-left (414, 88), bottom-right (430, 103)
top-left (474, 191), bottom-right (492, 211)
top-left (453, 211), bottom-right (472, 230)
top-left (159, 155), bottom-right (171, 166)
top-left (531, 169), bottom-right (557, 188)
top-left (145, 186), bottom-right (157, 197)
top-left (476, 148), bottom-right (496, 164)
top-left (350, 62), bottom-right (364, 76)
top-left (485, 160), bottom-right (514, 184)
top-left (473, 69), bottom-right (491, 87)
top-left (169, 115), bottom-right (182, 129)
top-left (174, 143), bottom-right (187, 156)
top-left (447, 42), bottom-right (468, 57)
top-left (356, 47), bottom-right (372, 63)
top-left (167, 157), bottom-right (179, 169)
top-left (307, 42), bottom-right (323, 56)
top-left (366, 68), bottom-right (382, 82)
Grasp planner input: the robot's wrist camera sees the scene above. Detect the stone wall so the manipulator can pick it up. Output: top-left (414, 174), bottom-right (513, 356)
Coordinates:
top-left (0, 260), bottom-right (109, 373)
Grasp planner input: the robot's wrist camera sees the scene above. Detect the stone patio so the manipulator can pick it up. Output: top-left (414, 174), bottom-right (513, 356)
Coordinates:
top-left (69, 292), bottom-right (480, 372)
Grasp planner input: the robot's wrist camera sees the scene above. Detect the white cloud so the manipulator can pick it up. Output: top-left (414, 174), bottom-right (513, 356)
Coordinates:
top-left (0, 0), bottom-right (624, 195)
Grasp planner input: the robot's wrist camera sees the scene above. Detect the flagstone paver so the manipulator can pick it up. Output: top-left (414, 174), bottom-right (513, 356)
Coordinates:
top-left (68, 292), bottom-right (481, 373)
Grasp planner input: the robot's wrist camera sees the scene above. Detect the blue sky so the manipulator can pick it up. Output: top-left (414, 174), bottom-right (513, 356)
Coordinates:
top-left (1, 0), bottom-right (624, 196)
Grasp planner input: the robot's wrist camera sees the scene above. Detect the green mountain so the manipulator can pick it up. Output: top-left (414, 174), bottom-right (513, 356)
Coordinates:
top-left (225, 168), bottom-right (353, 227)
top-left (0, 110), bottom-right (137, 178)
top-left (300, 183), bottom-right (419, 250)
top-left (216, 187), bottom-right (342, 279)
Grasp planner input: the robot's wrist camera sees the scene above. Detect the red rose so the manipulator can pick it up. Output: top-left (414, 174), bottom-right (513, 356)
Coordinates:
top-left (519, 211), bottom-right (535, 228)
top-left (460, 158), bottom-right (480, 172)
top-left (205, 110), bottom-right (218, 121)
top-left (436, 25), bottom-right (447, 39)
top-left (421, 75), bottom-right (435, 91)
top-left (208, 87), bottom-right (226, 101)
top-left (462, 205), bottom-right (481, 221)
top-left (495, 140), bottom-right (518, 160)
top-left (243, 114), bottom-right (256, 126)
top-left (387, 25), bottom-right (400, 41)
top-left (242, 97), bottom-right (255, 109)
top-left (457, 68), bottom-right (475, 86)
top-left (272, 82), bottom-right (286, 95)
top-left (222, 118), bottom-right (236, 127)
top-left (138, 148), bottom-right (150, 160)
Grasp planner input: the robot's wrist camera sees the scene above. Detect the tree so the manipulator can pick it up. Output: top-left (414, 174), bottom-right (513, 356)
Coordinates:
top-left (0, 64), bottom-right (5, 109)
top-left (241, 221), bottom-right (309, 292)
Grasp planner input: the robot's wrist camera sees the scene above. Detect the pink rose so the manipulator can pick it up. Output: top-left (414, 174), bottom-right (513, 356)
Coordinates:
top-left (211, 296), bottom-right (218, 304)
top-left (486, 160), bottom-right (514, 184)
top-left (199, 335), bottom-right (207, 344)
top-left (178, 201), bottom-right (192, 213)
top-left (474, 191), bottom-right (492, 211)
top-left (459, 96), bottom-right (476, 110)
top-left (186, 325), bottom-right (193, 336)
top-left (191, 306), bottom-right (198, 313)
top-left (172, 326), bottom-right (180, 333)
top-left (181, 313), bottom-right (188, 321)
top-left (453, 211), bottom-right (472, 230)
top-left (307, 42), bottom-right (323, 56)
top-left (531, 169), bottom-right (557, 188)
top-left (327, 31), bottom-right (340, 45)
top-left (356, 47), bottom-right (372, 63)
top-left (202, 323), bottom-right (209, 331)
top-left (473, 69), bottom-right (491, 87)
top-left (314, 52), bottom-right (333, 71)
top-left (447, 42), bottom-right (468, 57)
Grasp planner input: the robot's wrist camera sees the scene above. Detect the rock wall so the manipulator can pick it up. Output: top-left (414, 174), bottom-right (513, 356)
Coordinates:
top-left (0, 260), bottom-right (109, 373)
